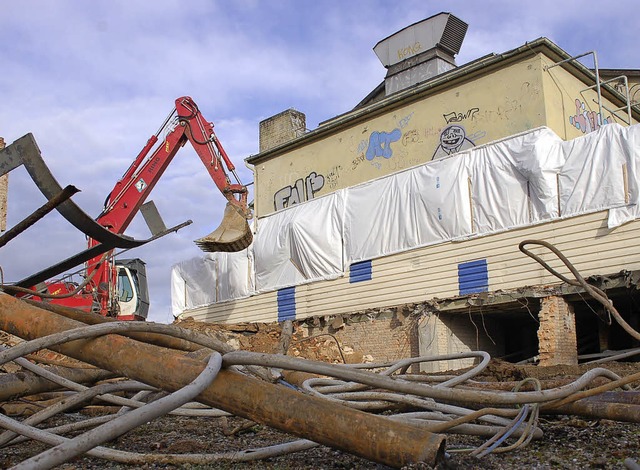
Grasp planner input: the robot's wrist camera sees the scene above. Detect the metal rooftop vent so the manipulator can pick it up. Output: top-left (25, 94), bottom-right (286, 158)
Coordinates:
top-left (438, 14), bottom-right (467, 56)
top-left (373, 12), bottom-right (468, 96)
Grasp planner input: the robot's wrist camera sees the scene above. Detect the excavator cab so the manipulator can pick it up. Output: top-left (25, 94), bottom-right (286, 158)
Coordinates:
top-left (115, 258), bottom-right (150, 320)
top-left (195, 202), bottom-right (253, 252)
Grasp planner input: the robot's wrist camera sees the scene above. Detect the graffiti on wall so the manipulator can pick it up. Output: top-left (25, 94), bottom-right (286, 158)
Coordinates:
top-left (470, 100), bottom-right (522, 124)
top-left (402, 129), bottom-right (423, 146)
top-left (357, 111), bottom-right (414, 167)
top-left (432, 124), bottom-right (475, 160)
top-left (326, 165), bottom-right (343, 189)
top-left (365, 129), bottom-right (402, 160)
top-left (443, 107), bottom-right (479, 124)
top-left (569, 99), bottom-right (611, 133)
top-left (351, 153), bottom-right (366, 171)
top-left (397, 42), bottom-right (422, 61)
top-left (398, 112), bottom-right (414, 129)
top-left (274, 171), bottom-right (325, 211)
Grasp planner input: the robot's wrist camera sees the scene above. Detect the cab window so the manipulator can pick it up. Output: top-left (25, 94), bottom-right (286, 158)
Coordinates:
top-left (117, 268), bottom-right (134, 302)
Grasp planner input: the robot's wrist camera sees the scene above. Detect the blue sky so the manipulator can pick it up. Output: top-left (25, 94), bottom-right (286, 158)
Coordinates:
top-left (1, 0), bottom-right (638, 323)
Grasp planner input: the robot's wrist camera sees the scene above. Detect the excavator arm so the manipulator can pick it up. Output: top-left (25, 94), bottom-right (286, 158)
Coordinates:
top-left (97, 96), bottom-right (251, 243)
top-left (85, 96), bottom-right (252, 316)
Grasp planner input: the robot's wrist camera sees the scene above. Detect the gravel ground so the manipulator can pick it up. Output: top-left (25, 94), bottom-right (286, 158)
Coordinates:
top-left (2, 406), bottom-right (639, 469)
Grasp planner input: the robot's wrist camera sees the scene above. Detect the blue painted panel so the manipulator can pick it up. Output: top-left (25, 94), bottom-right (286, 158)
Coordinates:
top-left (277, 287), bottom-right (296, 321)
top-left (458, 259), bottom-right (489, 295)
top-left (350, 260), bottom-right (372, 283)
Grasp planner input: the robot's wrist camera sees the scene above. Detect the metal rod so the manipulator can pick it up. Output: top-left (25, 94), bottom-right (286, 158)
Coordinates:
top-left (543, 396), bottom-right (640, 423)
top-left (14, 353), bottom-right (222, 470)
top-left (0, 365), bottom-right (114, 402)
top-left (545, 50), bottom-right (603, 124)
top-left (22, 300), bottom-right (202, 353)
top-left (0, 185), bottom-right (79, 249)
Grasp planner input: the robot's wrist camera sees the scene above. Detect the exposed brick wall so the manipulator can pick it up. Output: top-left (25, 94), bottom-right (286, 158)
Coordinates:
top-left (297, 296), bottom-right (580, 369)
top-left (299, 305), bottom-right (420, 367)
top-left (538, 296), bottom-right (578, 366)
top-left (299, 304), bottom-right (510, 373)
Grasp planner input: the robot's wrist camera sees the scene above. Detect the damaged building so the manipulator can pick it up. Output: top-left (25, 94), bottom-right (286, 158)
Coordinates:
top-left (171, 12), bottom-right (640, 370)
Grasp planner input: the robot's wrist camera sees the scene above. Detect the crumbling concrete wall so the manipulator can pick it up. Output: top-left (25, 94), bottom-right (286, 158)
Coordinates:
top-left (419, 312), bottom-right (505, 372)
top-left (282, 293), bottom-right (582, 369)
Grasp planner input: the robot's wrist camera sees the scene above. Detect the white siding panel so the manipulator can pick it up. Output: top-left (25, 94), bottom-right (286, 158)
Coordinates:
top-left (186, 291), bottom-right (279, 324)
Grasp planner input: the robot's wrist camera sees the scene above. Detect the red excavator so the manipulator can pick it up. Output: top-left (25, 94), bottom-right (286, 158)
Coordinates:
top-left (17, 96), bottom-right (252, 320)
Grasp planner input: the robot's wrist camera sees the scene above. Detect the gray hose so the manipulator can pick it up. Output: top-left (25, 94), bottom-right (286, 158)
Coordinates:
top-left (11, 351), bottom-right (222, 470)
top-left (223, 350), bottom-right (627, 405)
top-left (0, 381), bottom-right (153, 448)
top-left (0, 412), bottom-right (319, 465)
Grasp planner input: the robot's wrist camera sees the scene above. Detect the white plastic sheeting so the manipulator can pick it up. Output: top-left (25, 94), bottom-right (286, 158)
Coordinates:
top-left (171, 123), bottom-right (640, 316)
top-left (605, 124), bottom-right (640, 227)
top-left (253, 191), bottom-right (345, 292)
top-left (468, 142), bottom-right (532, 234)
top-left (170, 249), bottom-right (253, 315)
top-left (344, 155), bottom-right (473, 263)
top-left (560, 124), bottom-right (629, 217)
top-left (487, 127), bottom-right (564, 222)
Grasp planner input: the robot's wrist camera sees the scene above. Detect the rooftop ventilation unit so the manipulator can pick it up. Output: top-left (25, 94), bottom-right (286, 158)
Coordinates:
top-left (373, 12), bottom-right (468, 96)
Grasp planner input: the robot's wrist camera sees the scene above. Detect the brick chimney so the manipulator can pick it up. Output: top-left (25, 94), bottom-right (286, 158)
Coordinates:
top-left (259, 109), bottom-right (306, 153)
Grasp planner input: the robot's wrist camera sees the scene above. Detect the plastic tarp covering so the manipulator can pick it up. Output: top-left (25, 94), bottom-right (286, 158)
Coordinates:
top-left (253, 191), bottom-right (345, 292)
top-left (606, 124), bottom-right (640, 227)
top-left (559, 124), bottom-right (629, 217)
top-left (171, 249), bottom-right (253, 315)
top-left (469, 124), bottom-right (635, 230)
top-left (344, 156), bottom-right (473, 263)
top-left (491, 127), bottom-right (565, 222)
top-left (171, 123), bottom-right (640, 315)
top-left (468, 138), bottom-right (534, 234)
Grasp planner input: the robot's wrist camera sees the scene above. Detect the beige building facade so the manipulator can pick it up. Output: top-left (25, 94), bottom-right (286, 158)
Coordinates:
top-left (176, 14), bottom-right (640, 369)
top-left (250, 38), bottom-right (635, 218)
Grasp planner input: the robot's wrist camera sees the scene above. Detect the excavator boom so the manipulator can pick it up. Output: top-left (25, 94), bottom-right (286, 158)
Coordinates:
top-left (97, 96), bottom-right (252, 252)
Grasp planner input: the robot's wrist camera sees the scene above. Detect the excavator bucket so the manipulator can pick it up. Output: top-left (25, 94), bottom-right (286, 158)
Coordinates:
top-left (195, 202), bottom-right (253, 253)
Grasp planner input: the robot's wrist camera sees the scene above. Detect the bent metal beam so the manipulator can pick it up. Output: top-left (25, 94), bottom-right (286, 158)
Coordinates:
top-left (0, 294), bottom-right (445, 468)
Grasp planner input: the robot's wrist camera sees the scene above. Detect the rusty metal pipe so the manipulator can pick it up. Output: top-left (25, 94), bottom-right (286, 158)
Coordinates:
top-left (585, 391), bottom-right (640, 405)
top-left (543, 396), bottom-right (640, 423)
top-left (0, 366), bottom-right (114, 402)
top-left (23, 300), bottom-right (202, 353)
top-left (0, 294), bottom-right (446, 467)
top-left (0, 185), bottom-right (79, 249)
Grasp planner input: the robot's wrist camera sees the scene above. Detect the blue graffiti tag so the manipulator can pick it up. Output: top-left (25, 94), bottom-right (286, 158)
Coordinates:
top-left (365, 129), bottom-right (402, 161)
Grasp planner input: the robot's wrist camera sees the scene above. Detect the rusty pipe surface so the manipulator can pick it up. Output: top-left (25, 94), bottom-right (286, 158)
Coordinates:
top-left (23, 300), bottom-right (202, 353)
top-left (544, 400), bottom-right (640, 423)
top-left (0, 294), bottom-right (446, 467)
top-left (0, 366), bottom-right (114, 402)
